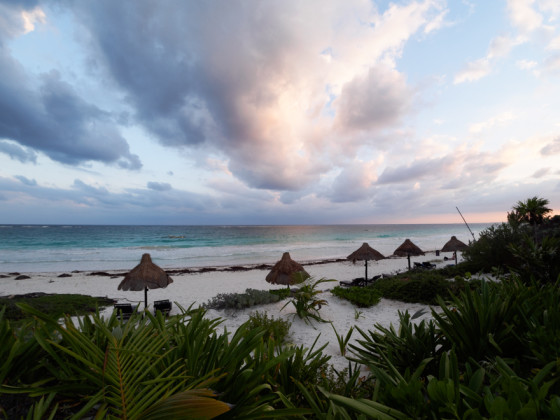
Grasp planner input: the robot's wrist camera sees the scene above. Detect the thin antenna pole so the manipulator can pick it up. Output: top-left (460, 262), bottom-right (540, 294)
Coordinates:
top-left (456, 207), bottom-right (476, 241)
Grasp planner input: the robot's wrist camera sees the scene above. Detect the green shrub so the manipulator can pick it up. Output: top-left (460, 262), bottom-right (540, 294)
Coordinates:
top-left (204, 288), bottom-right (280, 310)
top-left (462, 222), bottom-right (527, 272)
top-left (509, 234), bottom-right (560, 284)
top-left (244, 311), bottom-right (291, 345)
top-left (372, 274), bottom-right (458, 305)
top-left (432, 279), bottom-right (527, 364)
top-left (0, 293), bottom-right (115, 322)
top-left (330, 286), bottom-right (382, 307)
top-left (269, 288), bottom-right (291, 300)
top-left (349, 309), bottom-right (441, 377)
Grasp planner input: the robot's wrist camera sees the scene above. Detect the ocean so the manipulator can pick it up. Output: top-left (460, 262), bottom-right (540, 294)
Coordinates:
top-left (0, 224), bottom-right (492, 273)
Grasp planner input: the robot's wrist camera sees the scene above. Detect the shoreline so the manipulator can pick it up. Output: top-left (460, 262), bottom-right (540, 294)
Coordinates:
top-left (1, 250), bottom-right (448, 278)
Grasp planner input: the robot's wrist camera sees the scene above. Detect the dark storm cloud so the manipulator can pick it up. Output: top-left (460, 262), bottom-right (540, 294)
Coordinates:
top-left (0, 140), bottom-right (37, 163)
top-left (0, 3), bottom-right (141, 169)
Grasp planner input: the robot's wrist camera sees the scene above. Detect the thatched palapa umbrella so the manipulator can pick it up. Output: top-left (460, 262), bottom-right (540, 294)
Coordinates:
top-left (394, 239), bottom-right (424, 270)
top-left (118, 253), bottom-right (173, 309)
top-left (266, 252), bottom-right (310, 286)
top-left (347, 242), bottom-right (385, 281)
top-left (441, 236), bottom-right (468, 265)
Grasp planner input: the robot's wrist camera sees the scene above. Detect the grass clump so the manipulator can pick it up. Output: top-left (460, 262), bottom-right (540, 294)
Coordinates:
top-left (244, 311), bottom-right (291, 345)
top-left (204, 288), bottom-right (282, 310)
top-left (330, 286), bottom-right (382, 307)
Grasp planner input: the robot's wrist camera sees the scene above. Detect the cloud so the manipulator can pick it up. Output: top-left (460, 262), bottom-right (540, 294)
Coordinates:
top-left (377, 157), bottom-right (451, 184)
top-left (0, 4), bottom-right (142, 170)
top-left (506, 0), bottom-right (543, 33)
top-left (454, 58), bottom-right (492, 84)
top-left (0, 140), bottom-right (37, 163)
top-left (541, 137), bottom-right (560, 155)
top-left (532, 167), bottom-right (550, 178)
top-left (454, 36), bottom-right (522, 84)
top-left (469, 112), bottom-right (514, 134)
top-left (147, 182), bottom-right (172, 191)
top-left (334, 66), bottom-right (412, 132)
top-left (14, 175), bottom-right (37, 186)
top-left (324, 162), bottom-right (378, 203)
top-left (516, 59), bottom-right (538, 69)
top-left (69, 0), bottom-right (445, 192)
top-left (21, 6), bottom-right (45, 33)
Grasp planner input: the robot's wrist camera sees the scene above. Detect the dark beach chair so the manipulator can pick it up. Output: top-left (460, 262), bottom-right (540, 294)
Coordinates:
top-left (154, 299), bottom-right (172, 316)
top-left (339, 277), bottom-right (365, 287)
top-left (362, 274), bottom-right (382, 286)
top-left (413, 262), bottom-right (424, 269)
top-left (422, 262), bottom-right (436, 269)
top-left (114, 303), bottom-right (133, 320)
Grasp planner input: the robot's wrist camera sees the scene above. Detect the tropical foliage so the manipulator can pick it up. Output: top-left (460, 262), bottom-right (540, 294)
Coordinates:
top-left (508, 196), bottom-right (552, 227)
top-left (330, 285), bottom-right (381, 307)
top-left (2, 196), bottom-right (560, 418)
top-left (281, 277), bottom-right (336, 325)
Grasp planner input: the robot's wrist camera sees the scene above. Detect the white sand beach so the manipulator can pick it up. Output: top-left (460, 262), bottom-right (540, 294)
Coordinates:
top-left (0, 252), bottom-right (462, 371)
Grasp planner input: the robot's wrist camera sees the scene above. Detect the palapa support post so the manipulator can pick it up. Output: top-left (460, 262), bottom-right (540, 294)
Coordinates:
top-left (364, 260), bottom-right (368, 282)
top-left (144, 287), bottom-right (148, 309)
top-left (407, 253), bottom-right (411, 270)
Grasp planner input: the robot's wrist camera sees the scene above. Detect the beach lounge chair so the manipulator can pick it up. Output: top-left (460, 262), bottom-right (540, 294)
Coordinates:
top-left (362, 274), bottom-right (382, 286)
top-left (413, 262), bottom-right (424, 269)
top-left (114, 303), bottom-right (133, 320)
top-left (154, 299), bottom-right (172, 316)
top-left (422, 262), bottom-right (436, 269)
top-left (339, 277), bottom-right (366, 287)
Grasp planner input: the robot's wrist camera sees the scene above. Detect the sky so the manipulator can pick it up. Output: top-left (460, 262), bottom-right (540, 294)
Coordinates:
top-left (1, 0), bottom-right (559, 225)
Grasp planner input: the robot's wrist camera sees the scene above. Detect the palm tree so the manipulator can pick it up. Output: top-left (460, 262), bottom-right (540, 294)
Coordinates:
top-left (511, 196), bottom-right (552, 226)
top-left (508, 196), bottom-right (552, 241)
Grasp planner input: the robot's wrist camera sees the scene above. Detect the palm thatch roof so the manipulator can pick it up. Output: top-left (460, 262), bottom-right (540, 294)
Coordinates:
top-left (266, 252), bottom-right (310, 285)
top-left (118, 253), bottom-right (173, 292)
top-left (393, 239), bottom-right (424, 257)
top-left (347, 243), bottom-right (385, 263)
top-left (441, 236), bottom-right (468, 252)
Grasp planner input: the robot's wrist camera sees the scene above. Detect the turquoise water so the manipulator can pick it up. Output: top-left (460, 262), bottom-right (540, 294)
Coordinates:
top-left (0, 224), bottom-right (491, 273)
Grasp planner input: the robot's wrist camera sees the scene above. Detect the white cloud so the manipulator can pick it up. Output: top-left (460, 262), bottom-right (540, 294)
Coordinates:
top-left (507, 0), bottom-right (543, 33)
top-left (516, 59), bottom-right (538, 69)
top-left (454, 58), bottom-right (491, 84)
top-left (469, 112), bottom-right (515, 134)
top-left (21, 7), bottom-right (46, 34)
top-left (547, 35), bottom-right (560, 49)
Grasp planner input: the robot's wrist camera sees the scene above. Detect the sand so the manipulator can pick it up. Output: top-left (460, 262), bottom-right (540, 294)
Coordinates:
top-left (0, 252), bottom-right (462, 371)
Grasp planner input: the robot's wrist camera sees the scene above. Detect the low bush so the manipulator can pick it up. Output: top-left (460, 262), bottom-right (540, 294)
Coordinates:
top-left (244, 311), bottom-right (291, 345)
top-left (269, 288), bottom-right (291, 300)
top-left (204, 288), bottom-right (281, 310)
top-left (349, 309), bottom-right (441, 376)
top-left (0, 293), bottom-right (115, 322)
top-left (330, 286), bottom-right (381, 307)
